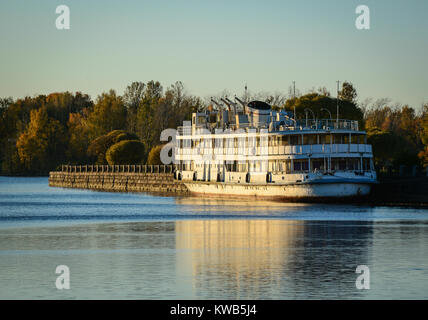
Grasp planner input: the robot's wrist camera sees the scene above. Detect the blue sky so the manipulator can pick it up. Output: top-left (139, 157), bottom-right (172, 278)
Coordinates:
top-left (1, 0), bottom-right (427, 108)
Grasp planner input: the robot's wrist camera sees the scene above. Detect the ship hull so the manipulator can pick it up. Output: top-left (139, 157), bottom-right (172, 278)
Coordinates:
top-left (183, 181), bottom-right (372, 200)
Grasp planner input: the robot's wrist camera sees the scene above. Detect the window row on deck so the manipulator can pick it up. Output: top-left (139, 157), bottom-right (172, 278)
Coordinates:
top-left (178, 133), bottom-right (366, 148)
top-left (177, 157), bottom-right (373, 173)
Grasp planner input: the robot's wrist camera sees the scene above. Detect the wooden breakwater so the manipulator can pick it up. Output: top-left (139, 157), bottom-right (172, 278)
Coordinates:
top-left (49, 165), bottom-right (189, 195)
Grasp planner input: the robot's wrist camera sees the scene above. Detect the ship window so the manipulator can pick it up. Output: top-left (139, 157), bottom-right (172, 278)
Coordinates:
top-left (281, 135), bottom-right (289, 146)
top-left (290, 135), bottom-right (299, 145)
top-left (363, 158), bottom-right (371, 171)
top-left (269, 136), bottom-right (281, 147)
top-left (293, 160), bottom-right (309, 172)
top-left (344, 134), bottom-right (350, 144)
top-left (333, 134), bottom-right (347, 144)
top-left (339, 159), bottom-right (346, 170)
top-left (312, 159), bottom-right (322, 170)
top-left (303, 134), bottom-right (317, 145)
top-left (320, 134), bottom-right (331, 144)
top-left (346, 158), bottom-right (360, 170)
top-left (351, 134), bottom-right (365, 144)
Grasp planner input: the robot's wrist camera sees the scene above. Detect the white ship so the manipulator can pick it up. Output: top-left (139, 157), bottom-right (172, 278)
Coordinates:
top-left (174, 97), bottom-right (377, 200)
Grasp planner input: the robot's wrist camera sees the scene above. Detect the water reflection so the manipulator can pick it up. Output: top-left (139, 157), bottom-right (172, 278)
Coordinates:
top-left (1, 218), bottom-right (428, 299)
top-left (175, 219), bottom-right (373, 299)
top-left (1, 177), bottom-right (428, 299)
top-left (176, 197), bottom-right (311, 215)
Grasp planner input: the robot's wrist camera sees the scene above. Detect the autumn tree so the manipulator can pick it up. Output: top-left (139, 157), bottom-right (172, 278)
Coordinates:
top-left (88, 90), bottom-right (127, 139)
top-left (16, 107), bottom-right (66, 174)
top-left (67, 111), bottom-right (91, 164)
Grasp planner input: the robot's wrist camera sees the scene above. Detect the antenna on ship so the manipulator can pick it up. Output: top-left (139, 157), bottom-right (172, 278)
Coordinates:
top-left (336, 80), bottom-right (340, 125)
top-left (225, 97), bottom-right (238, 114)
top-left (220, 97), bottom-right (230, 107)
top-left (220, 97), bottom-right (233, 114)
top-left (235, 96), bottom-right (246, 113)
top-left (244, 83), bottom-right (248, 104)
top-left (210, 97), bottom-right (223, 111)
top-left (293, 81), bottom-right (297, 128)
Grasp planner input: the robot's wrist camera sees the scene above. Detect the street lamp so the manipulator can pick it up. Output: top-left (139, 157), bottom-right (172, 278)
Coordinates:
top-left (320, 107), bottom-right (332, 129)
top-left (320, 108), bottom-right (332, 120)
top-left (304, 108), bottom-right (316, 128)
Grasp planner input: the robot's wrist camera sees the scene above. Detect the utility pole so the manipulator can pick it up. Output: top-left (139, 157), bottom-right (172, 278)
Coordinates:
top-left (336, 80), bottom-right (340, 124)
top-left (293, 81), bottom-right (296, 123)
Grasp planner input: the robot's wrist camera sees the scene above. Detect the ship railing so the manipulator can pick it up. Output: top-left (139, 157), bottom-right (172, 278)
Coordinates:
top-left (59, 164), bottom-right (174, 174)
top-left (292, 119), bottom-right (359, 131)
top-left (177, 119), bottom-right (360, 136)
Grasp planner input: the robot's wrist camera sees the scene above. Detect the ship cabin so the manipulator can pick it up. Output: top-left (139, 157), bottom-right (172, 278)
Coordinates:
top-left (174, 99), bottom-right (376, 185)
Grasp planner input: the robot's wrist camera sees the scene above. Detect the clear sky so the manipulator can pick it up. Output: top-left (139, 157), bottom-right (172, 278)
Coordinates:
top-left (1, 0), bottom-right (427, 108)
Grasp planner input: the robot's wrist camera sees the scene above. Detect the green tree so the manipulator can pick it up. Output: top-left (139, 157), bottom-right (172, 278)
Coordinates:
top-left (105, 140), bottom-right (145, 165)
top-left (136, 81), bottom-right (163, 146)
top-left (88, 90), bottom-right (127, 139)
top-left (339, 82), bottom-right (357, 103)
top-left (147, 144), bottom-right (165, 165)
top-left (67, 111), bottom-right (91, 164)
top-left (418, 104), bottom-right (428, 168)
top-left (284, 93), bottom-right (364, 127)
top-left (123, 82), bottom-right (145, 134)
top-left (367, 127), bottom-right (420, 170)
top-left (87, 130), bottom-right (138, 164)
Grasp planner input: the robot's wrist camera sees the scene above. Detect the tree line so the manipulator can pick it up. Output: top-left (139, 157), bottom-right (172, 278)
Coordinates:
top-left (0, 81), bottom-right (427, 175)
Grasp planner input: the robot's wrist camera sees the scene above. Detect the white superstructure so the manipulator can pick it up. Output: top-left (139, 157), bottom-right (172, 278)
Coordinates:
top-left (174, 98), bottom-right (377, 200)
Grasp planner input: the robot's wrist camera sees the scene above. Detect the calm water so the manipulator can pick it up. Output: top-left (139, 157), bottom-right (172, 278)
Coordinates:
top-left (0, 177), bottom-right (427, 299)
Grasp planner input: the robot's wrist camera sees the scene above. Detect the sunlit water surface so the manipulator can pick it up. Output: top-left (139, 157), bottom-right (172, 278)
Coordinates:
top-left (0, 177), bottom-right (427, 299)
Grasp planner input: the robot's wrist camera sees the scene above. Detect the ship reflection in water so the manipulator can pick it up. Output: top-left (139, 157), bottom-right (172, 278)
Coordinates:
top-left (173, 198), bottom-right (428, 299)
top-left (175, 219), bottom-right (372, 299)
